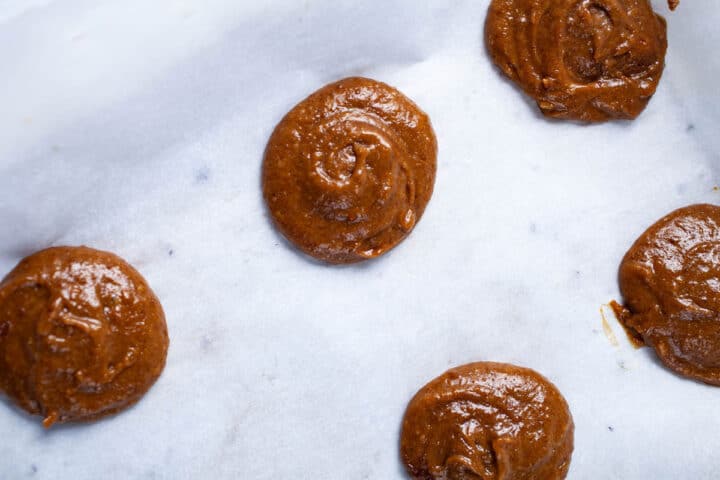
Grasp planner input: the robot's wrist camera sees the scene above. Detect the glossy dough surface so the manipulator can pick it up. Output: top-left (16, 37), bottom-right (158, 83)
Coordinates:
top-left (401, 362), bottom-right (574, 480)
top-left (485, 0), bottom-right (668, 122)
top-left (263, 77), bottom-right (437, 264)
top-left (618, 204), bottom-right (720, 386)
top-left (0, 246), bottom-right (168, 426)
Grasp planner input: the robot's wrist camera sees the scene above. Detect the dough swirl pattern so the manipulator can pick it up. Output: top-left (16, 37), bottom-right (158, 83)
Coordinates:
top-left (401, 362), bottom-right (574, 480)
top-left (263, 77), bottom-right (437, 264)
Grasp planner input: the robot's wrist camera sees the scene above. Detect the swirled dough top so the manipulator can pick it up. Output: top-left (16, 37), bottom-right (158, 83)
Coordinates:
top-left (485, 0), bottom-right (669, 122)
top-left (0, 246), bottom-right (168, 427)
top-left (263, 77), bottom-right (437, 264)
top-left (401, 362), bottom-right (574, 480)
top-left (617, 204), bottom-right (720, 386)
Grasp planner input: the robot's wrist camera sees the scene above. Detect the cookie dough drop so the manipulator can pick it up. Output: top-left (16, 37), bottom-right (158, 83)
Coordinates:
top-left (401, 362), bottom-right (574, 480)
top-left (0, 246), bottom-right (169, 427)
top-left (616, 204), bottom-right (720, 386)
top-left (485, 0), bottom-right (669, 122)
top-left (263, 77), bottom-right (437, 264)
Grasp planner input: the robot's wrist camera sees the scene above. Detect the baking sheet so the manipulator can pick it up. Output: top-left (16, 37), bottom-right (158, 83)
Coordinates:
top-left (0, 0), bottom-right (719, 478)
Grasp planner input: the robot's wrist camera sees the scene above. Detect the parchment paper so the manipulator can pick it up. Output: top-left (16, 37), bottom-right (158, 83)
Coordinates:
top-left (0, 0), bottom-right (718, 478)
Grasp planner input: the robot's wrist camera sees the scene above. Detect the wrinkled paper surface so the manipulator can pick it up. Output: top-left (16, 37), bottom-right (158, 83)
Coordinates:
top-left (0, 0), bottom-right (718, 478)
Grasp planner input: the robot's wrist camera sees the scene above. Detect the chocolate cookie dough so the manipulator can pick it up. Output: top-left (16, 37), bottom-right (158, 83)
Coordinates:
top-left (616, 204), bottom-right (720, 386)
top-left (485, 0), bottom-right (669, 122)
top-left (401, 362), bottom-right (574, 480)
top-left (0, 246), bottom-right (168, 427)
top-left (263, 77), bottom-right (437, 264)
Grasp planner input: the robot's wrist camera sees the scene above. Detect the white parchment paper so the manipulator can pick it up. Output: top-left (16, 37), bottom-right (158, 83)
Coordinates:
top-left (0, 0), bottom-right (718, 478)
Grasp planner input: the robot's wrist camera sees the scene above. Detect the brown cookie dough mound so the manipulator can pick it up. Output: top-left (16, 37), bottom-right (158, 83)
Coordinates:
top-left (485, 0), bottom-right (668, 122)
top-left (263, 77), bottom-right (437, 264)
top-left (617, 204), bottom-right (720, 386)
top-left (401, 362), bottom-right (574, 480)
top-left (0, 246), bottom-right (168, 427)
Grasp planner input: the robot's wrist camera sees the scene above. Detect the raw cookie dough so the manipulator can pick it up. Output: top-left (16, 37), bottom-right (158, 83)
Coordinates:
top-left (616, 204), bottom-right (720, 386)
top-left (0, 246), bottom-right (169, 427)
top-left (485, 0), bottom-right (669, 122)
top-left (401, 362), bottom-right (574, 480)
top-left (263, 77), bottom-right (437, 264)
